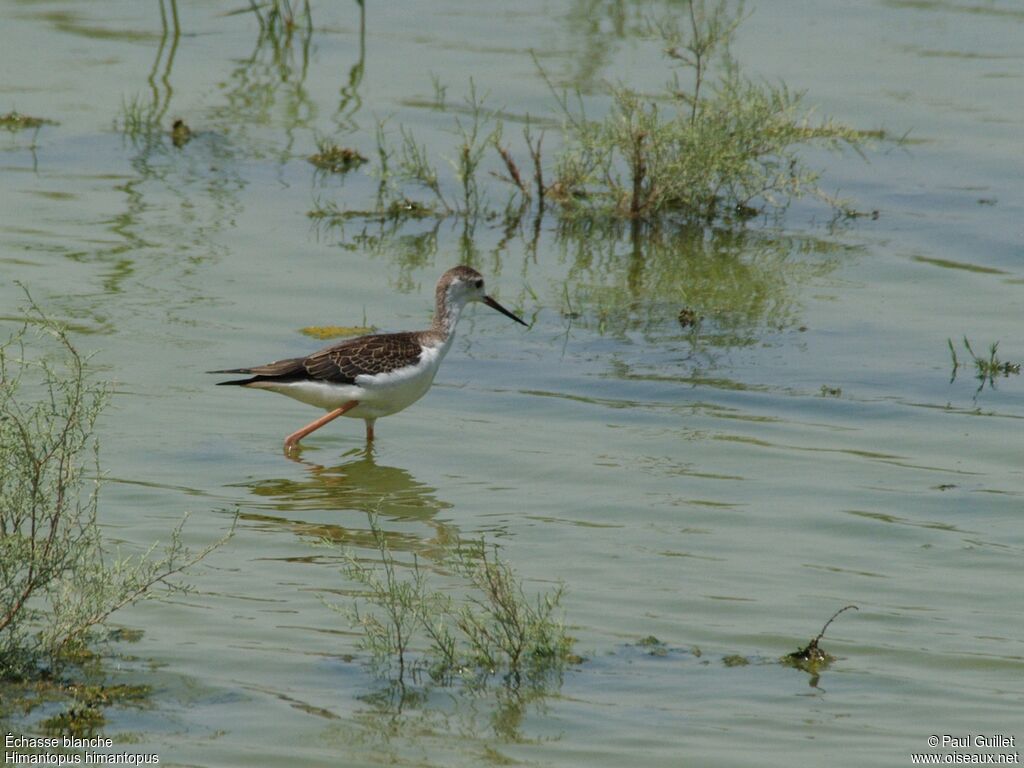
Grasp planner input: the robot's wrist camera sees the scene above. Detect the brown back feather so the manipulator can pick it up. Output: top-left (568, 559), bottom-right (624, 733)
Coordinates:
top-left (212, 332), bottom-right (431, 387)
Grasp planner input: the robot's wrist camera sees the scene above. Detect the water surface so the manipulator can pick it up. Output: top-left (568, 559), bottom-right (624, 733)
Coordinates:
top-left (1, 1), bottom-right (1022, 766)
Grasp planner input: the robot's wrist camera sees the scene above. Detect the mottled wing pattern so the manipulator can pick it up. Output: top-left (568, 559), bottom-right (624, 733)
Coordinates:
top-left (211, 332), bottom-right (428, 387)
top-left (302, 332), bottom-right (425, 384)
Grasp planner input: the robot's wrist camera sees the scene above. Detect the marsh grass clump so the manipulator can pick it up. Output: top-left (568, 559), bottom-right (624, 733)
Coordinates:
top-left (537, 0), bottom-right (866, 222)
top-left (116, 95), bottom-right (162, 143)
top-left (309, 84), bottom-right (508, 225)
top-left (376, 81), bottom-right (497, 219)
top-left (309, 139), bottom-right (368, 173)
top-left (948, 337), bottom-right (1020, 393)
top-left (548, 76), bottom-right (862, 221)
top-left (334, 517), bottom-right (573, 688)
top-left (0, 293), bottom-right (225, 681)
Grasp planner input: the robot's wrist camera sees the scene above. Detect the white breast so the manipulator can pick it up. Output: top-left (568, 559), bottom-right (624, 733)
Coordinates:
top-left (352, 339), bottom-right (449, 418)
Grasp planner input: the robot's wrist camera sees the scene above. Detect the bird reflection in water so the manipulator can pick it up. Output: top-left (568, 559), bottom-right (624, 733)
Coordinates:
top-left (234, 445), bottom-right (458, 557)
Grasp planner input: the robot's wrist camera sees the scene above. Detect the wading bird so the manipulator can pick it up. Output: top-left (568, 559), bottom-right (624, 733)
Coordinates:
top-left (210, 266), bottom-right (527, 451)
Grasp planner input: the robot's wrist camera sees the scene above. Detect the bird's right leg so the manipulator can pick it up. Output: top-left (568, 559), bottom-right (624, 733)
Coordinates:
top-left (283, 400), bottom-right (359, 452)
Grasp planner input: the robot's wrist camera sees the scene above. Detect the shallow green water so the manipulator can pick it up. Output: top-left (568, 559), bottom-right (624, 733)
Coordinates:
top-left (2, 1), bottom-right (1022, 766)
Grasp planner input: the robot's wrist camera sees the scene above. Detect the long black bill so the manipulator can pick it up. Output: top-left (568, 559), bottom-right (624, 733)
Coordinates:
top-left (483, 295), bottom-right (528, 326)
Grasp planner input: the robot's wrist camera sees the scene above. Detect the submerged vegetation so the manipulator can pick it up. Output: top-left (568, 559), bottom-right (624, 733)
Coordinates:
top-left (0, 296), bottom-right (225, 682)
top-left (948, 337), bottom-right (1020, 393)
top-left (309, 139), bottom-right (368, 173)
top-left (334, 517), bottom-right (574, 690)
top-left (311, 0), bottom-right (871, 229)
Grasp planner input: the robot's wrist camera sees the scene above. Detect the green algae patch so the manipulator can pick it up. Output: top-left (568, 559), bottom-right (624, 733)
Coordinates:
top-left (299, 325), bottom-right (376, 340)
top-left (722, 654), bottom-right (750, 667)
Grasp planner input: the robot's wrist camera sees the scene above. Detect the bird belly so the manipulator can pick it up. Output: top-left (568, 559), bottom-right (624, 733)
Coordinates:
top-left (247, 379), bottom-right (365, 411)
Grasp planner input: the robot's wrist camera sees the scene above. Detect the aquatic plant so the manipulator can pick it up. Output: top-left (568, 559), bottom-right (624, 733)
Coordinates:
top-left (545, 73), bottom-right (862, 222)
top-left (948, 337), bottom-right (1020, 393)
top-left (0, 293), bottom-right (226, 680)
top-left (38, 681), bottom-right (151, 738)
top-left (316, 0), bottom-right (870, 229)
top-left (448, 538), bottom-right (570, 681)
top-left (784, 604), bottom-right (858, 668)
top-left (333, 516), bottom-right (573, 688)
top-left (535, 0), bottom-right (866, 222)
top-left (246, 0), bottom-right (312, 36)
top-left (370, 81), bottom-right (498, 219)
top-left (116, 94), bottom-right (162, 143)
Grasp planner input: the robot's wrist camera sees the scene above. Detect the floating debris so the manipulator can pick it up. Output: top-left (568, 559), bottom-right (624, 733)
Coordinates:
top-left (384, 197), bottom-right (434, 218)
top-left (0, 111), bottom-right (57, 131)
top-left (170, 118), bottom-right (192, 147)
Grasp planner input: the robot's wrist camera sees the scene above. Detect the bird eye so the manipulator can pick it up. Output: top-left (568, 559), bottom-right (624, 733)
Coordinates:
top-left (474, 279), bottom-right (484, 289)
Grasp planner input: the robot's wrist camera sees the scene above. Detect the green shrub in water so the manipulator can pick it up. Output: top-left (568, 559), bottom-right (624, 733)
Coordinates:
top-left (0, 294), bottom-right (222, 680)
top-left (335, 517), bottom-right (573, 688)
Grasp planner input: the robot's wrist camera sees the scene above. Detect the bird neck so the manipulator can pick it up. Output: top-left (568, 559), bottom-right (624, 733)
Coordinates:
top-left (430, 288), bottom-right (464, 340)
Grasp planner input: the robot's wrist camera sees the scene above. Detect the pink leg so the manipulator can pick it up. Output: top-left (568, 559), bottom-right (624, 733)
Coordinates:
top-left (284, 400), bottom-right (359, 451)
top-left (365, 419), bottom-right (376, 441)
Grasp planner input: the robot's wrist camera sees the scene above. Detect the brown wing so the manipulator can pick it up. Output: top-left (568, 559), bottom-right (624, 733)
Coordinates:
top-left (302, 332), bottom-right (426, 383)
top-left (211, 332), bottom-right (428, 387)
